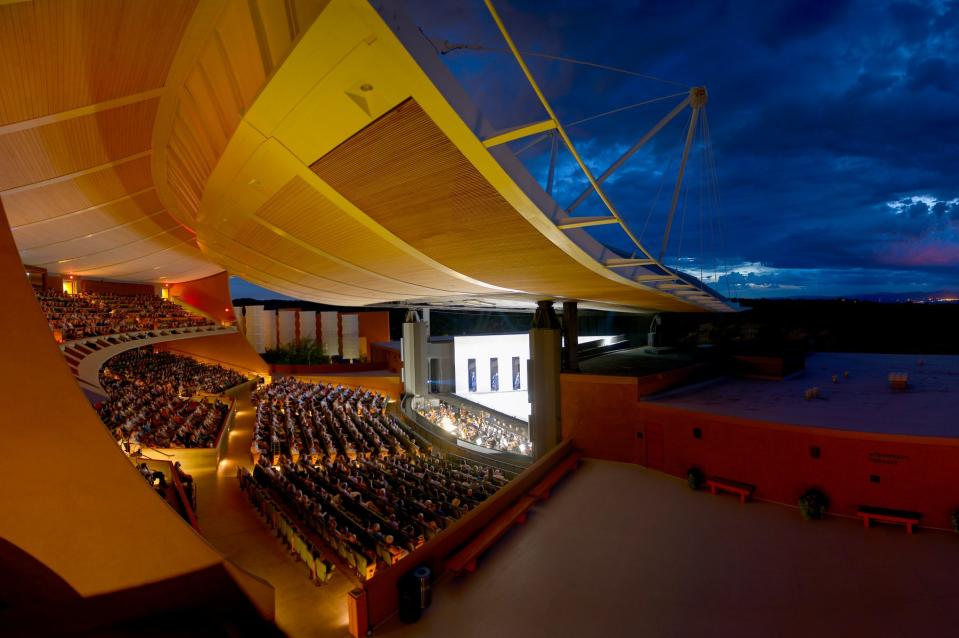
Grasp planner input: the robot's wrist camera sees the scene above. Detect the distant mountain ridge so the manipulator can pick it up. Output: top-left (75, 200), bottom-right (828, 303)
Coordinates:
top-left (737, 291), bottom-right (959, 303)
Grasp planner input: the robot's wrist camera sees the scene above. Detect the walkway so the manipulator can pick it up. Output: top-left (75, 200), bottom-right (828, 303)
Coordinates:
top-left (189, 391), bottom-right (355, 638)
top-left (377, 459), bottom-right (959, 637)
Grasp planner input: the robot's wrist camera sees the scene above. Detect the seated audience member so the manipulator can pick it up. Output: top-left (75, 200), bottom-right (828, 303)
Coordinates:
top-left (96, 348), bottom-right (244, 450)
top-left (244, 378), bottom-right (513, 581)
top-left (34, 289), bottom-right (215, 342)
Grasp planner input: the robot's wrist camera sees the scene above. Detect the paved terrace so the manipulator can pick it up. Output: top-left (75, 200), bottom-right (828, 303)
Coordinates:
top-left (649, 352), bottom-right (959, 437)
top-left (379, 459), bottom-right (959, 638)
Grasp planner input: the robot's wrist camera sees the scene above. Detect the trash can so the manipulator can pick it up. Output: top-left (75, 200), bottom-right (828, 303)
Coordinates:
top-left (413, 566), bottom-right (432, 609)
top-left (398, 565), bottom-right (432, 623)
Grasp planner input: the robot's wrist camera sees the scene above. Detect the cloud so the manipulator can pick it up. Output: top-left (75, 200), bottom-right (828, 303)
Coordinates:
top-left (401, 0), bottom-right (959, 298)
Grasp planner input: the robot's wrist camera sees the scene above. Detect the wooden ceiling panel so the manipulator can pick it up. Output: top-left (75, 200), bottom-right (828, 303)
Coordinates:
top-left (311, 99), bottom-right (691, 308)
top-left (0, 0), bottom-right (197, 125)
top-left (20, 211), bottom-right (183, 265)
top-left (256, 176), bottom-right (491, 295)
top-left (0, 98), bottom-right (158, 191)
top-left (229, 219), bottom-right (442, 300)
top-left (50, 229), bottom-right (198, 274)
top-left (2, 155), bottom-right (155, 226)
top-left (78, 248), bottom-right (220, 283)
top-left (11, 190), bottom-right (164, 249)
top-left (203, 233), bottom-right (394, 305)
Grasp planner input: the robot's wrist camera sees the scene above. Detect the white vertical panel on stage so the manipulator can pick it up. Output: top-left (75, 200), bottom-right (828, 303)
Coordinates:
top-left (320, 311), bottom-right (339, 356)
top-left (263, 309), bottom-right (277, 351)
top-left (232, 306), bottom-right (245, 334)
top-left (253, 306), bottom-right (276, 352)
top-left (299, 310), bottom-right (316, 342)
top-left (341, 314), bottom-right (360, 360)
top-left (244, 305), bottom-right (266, 352)
top-left (278, 310), bottom-right (296, 346)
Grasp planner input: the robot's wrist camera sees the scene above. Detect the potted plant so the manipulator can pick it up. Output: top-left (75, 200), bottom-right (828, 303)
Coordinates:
top-left (686, 466), bottom-right (705, 491)
top-left (798, 487), bottom-right (829, 520)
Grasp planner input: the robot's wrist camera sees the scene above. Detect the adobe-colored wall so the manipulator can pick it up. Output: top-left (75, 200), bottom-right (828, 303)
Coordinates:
top-left (561, 367), bottom-right (710, 465)
top-left (80, 279), bottom-right (154, 296)
top-left (370, 343), bottom-right (401, 373)
top-left (561, 372), bottom-right (959, 529)
top-left (732, 354), bottom-right (805, 379)
top-left (270, 362), bottom-right (387, 375)
top-left (561, 374), bottom-right (645, 464)
top-left (156, 333), bottom-right (269, 378)
top-left (46, 273), bottom-right (63, 291)
top-left (358, 311), bottom-right (391, 345)
top-left (639, 403), bottom-right (959, 528)
top-left (168, 271), bottom-right (234, 324)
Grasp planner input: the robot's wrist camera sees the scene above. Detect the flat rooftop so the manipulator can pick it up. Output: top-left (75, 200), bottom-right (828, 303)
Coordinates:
top-left (648, 352), bottom-right (959, 438)
top-left (579, 347), bottom-right (696, 376)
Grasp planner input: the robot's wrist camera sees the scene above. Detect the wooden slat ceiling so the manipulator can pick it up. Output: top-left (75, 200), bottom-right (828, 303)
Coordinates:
top-left (253, 176), bottom-right (492, 298)
top-left (311, 99), bottom-right (697, 312)
top-left (0, 0), bottom-right (727, 310)
top-left (0, 0), bottom-right (219, 283)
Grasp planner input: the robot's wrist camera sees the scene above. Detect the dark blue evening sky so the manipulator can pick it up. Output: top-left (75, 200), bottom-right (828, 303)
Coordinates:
top-left (232, 1), bottom-right (959, 301)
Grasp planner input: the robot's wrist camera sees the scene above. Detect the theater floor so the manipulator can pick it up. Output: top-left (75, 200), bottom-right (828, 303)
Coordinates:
top-left (190, 393), bottom-right (356, 638)
top-left (378, 459), bottom-right (959, 638)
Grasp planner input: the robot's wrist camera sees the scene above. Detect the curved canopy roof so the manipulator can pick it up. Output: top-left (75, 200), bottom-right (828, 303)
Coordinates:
top-left (0, 0), bottom-right (732, 313)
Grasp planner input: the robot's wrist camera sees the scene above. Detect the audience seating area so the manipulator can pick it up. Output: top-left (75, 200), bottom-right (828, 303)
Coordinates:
top-left (97, 348), bottom-right (245, 450)
top-left (35, 289), bottom-right (213, 342)
top-left (247, 378), bottom-right (514, 581)
top-left (240, 469), bottom-right (336, 585)
top-left (416, 399), bottom-right (531, 455)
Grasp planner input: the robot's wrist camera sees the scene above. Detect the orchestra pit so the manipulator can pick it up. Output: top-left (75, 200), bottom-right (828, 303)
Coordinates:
top-left (2, 1), bottom-right (958, 637)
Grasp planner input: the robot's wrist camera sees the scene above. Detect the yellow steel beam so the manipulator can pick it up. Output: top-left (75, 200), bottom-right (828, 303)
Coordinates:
top-left (482, 119), bottom-right (556, 148)
top-left (484, 0), bottom-right (657, 263)
top-left (556, 217), bottom-right (618, 230)
top-left (605, 258), bottom-right (656, 268)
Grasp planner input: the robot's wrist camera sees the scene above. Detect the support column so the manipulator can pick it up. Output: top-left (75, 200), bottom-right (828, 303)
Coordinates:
top-left (562, 301), bottom-right (579, 372)
top-left (529, 300), bottom-right (562, 459)
top-left (401, 309), bottom-right (429, 397)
